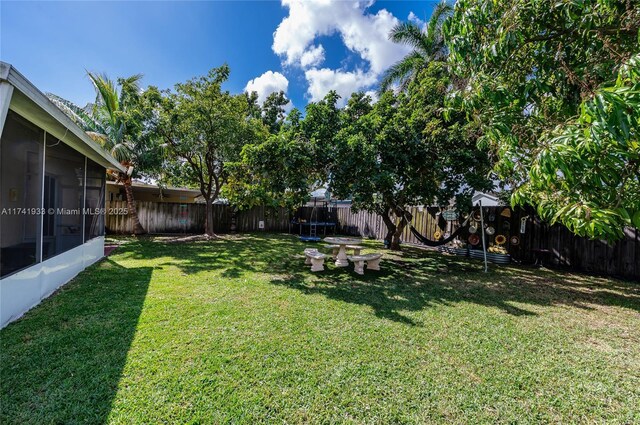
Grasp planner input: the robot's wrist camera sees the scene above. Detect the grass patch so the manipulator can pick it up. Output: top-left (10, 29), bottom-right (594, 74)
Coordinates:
top-left (1, 234), bottom-right (639, 423)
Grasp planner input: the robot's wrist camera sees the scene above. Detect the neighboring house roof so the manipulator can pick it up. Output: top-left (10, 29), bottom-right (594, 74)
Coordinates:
top-left (472, 191), bottom-right (502, 207)
top-left (310, 187), bottom-right (330, 200)
top-left (107, 181), bottom-right (201, 200)
top-left (0, 62), bottom-right (125, 173)
top-left (193, 194), bottom-right (228, 204)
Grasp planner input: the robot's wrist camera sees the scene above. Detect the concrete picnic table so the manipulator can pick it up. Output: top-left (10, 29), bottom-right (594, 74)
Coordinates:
top-left (323, 237), bottom-right (363, 267)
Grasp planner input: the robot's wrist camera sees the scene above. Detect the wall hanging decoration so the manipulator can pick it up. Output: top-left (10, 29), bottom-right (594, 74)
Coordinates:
top-left (520, 216), bottom-right (528, 234)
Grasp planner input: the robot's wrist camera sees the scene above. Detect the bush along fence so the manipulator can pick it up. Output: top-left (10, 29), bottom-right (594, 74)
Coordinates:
top-left (106, 201), bottom-right (639, 280)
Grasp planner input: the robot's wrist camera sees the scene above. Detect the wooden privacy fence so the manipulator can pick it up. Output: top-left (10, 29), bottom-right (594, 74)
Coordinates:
top-left (337, 206), bottom-right (640, 280)
top-left (106, 201), bottom-right (291, 234)
top-left (107, 201), bottom-right (639, 280)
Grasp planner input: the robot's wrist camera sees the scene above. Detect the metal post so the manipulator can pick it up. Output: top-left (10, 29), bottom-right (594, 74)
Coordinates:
top-left (82, 156), bottom-right (87, 243)
top-left (39, 131), bottom-right (46, 263)
top-left (479, 200), bottom-right (488, 273)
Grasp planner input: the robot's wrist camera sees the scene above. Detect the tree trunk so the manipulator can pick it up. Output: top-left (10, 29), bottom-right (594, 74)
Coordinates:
top-left (379, 208), bottom-right (410, 250)
top-left (380, 210), bottom-right (397, 249)
top-left (204, 199), bottom-right (214, 236)
top-left (390, 216), bottom-right (409, 250)
top-left (122, 176), bottom-right (146, 235)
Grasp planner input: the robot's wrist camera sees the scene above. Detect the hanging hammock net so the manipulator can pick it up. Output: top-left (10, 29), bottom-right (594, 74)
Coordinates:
top-left (404, 210), bottom-right (474, 247)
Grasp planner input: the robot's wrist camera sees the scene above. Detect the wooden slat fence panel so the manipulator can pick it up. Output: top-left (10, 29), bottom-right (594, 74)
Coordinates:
top-left (106, 202), bottom-right (293, 235)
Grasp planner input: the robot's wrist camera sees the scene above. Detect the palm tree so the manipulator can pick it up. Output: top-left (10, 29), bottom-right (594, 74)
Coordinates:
top-left (379, 1), bottom-right (453, 93)
top-left (47, 72), bottom-right (147, 234)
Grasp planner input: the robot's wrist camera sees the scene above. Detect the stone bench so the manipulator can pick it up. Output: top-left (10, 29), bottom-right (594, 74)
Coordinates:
top-left (346, 245), bottom-right (364, 255)
top-left (348, 253), bottom-right (383, 275)
top-left (304, 248), bottom-right (319, 264)
top-left (305, 250), bottom-right (326, 272)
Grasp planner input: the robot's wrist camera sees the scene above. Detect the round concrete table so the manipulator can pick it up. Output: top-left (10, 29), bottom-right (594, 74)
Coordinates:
top-left (323, 237), bottom-right (363, 267)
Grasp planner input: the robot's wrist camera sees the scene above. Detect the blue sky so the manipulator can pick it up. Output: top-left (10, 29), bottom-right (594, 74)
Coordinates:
top-left (1, 1), bottom-right (435, 110)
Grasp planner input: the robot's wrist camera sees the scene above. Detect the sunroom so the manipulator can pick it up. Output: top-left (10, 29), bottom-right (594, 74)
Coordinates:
top-left (0, 62), bottom-right (125, 327)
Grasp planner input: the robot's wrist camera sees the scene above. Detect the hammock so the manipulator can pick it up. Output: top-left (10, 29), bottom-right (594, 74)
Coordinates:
top-left (406, 211), bottom-right (473, 247)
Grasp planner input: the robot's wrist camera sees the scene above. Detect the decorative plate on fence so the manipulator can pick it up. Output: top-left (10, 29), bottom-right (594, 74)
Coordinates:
top-left (489, 213), bottom-right (496, 222)
top-left (501, 208), bottom-right (512, 218)
top-left (485, 226), bottom-right (496, 235)
top-left (434, 230), bottom-right (442, 239)
top-left (495, 234), bottom-right (507, 245)
top-left (468, 225), bottom-right (477, 234)
top-left (502, 221), bottom-right (511, 230)
top-left (468, 234), bottom-right (480, 245)
top-left (510, 235), bottom-right (520, 245)
top-left (442, 210), bottom-right (459, 221)
top-left (473, 211), bottom-right (482, 221)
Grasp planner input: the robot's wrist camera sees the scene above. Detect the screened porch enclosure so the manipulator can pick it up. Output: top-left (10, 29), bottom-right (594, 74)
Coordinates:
top-left (0, 110), bottom-right (106, 278)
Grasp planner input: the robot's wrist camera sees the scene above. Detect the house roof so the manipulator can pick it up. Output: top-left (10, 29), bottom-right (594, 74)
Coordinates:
top-left (310, 187), bottom-right (330, 200)
top-left (0, 62), bottom-right (125, 173)
top-left (107, 181), bottom-right (201, 198)
top-left (472, 191), bottom-right (502, 207)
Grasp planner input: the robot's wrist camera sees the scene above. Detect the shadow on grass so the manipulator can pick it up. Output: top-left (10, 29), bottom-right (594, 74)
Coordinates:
top-left (121, 233), bottom-right (639, 326)
top-left (269, 251), bottom-right (538, 326)
top-left (0, 258), bottom-right (152, 424)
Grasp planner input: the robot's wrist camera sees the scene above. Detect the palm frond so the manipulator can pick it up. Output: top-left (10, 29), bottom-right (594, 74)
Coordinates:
top-left (119, 74), bottom-right (143, 90)
top-left (378, 52), bottom-right (425, 93)
top-left (109, 142), bottom-right (133, 163)
top-left (382, 1), bottom-right (453, 94)
top-left (87, 71), bottom-right (120, 123)
top-left (389, 21), bottom-right (427, 51)
top-left (46, 93), bottom-right (106, 134)
top-left (426, 1), bottom-right (454, 45)
top-left (119, 74), bottom-right (143, 106)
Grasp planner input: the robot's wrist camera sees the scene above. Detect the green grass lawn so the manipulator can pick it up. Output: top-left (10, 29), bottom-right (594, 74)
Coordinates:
top-left (1, 234), bottom-right (639, 424)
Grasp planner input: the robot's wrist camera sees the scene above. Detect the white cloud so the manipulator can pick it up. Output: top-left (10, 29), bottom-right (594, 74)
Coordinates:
top-left (272, 0), bottom-right (412, 104)
top-left (364, 90), bottom-right (379, 104)
top-left (244, 71), bottom-right (289, 106)
top-left (305, 68), bottom-right (378, 107)
top-left (273, 0), bottom-right (409, 73)
top-left (300, 45), bottom-right (325, 68)
top-left (408, 11), bottom-right (426, 29)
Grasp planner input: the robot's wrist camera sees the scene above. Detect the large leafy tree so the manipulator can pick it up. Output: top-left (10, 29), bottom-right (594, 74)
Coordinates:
top-left (225, 92), bottom-right (342, 211)
top-left (225, 91), bottom-right (342, 209)
top-left (225, 110), bottom-right (316, 210)
top-left (379, 0), bottom-right (453, 92)
top-left (244, 90), bottom-right (290, 134)
top-left (154, 65), bottom-right (268, 236)
top-left (226, 91), bottom-right (296, 209)
top-left (47, 72), bottom-right (157, 234)
top-left (231, 67), bottom-right (491, 250)
top-left (262, 91), bottom-right (290, 134)
top-left (332, 64), bottom-right (492, 250)
top-left (445, 0), bottom-right (640, 239)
